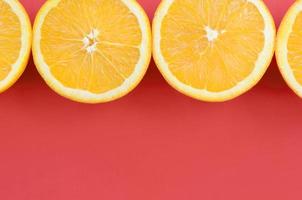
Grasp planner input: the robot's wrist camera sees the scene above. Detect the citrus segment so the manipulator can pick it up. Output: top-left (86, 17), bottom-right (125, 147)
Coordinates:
top-left (0, 0), bottom-right (31, 93)
top-left (276, 1), bottom-right (302, 98)
top-left (288, 12), bottom-right (302, 84)
top-left (33, 0), bottom-right (151, 103)
top-left (153, 0), bottom-right (275, 101)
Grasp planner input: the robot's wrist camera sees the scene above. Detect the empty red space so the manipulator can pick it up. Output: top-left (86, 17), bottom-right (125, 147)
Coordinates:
top-left (0, 0), bottom-right (301, 200)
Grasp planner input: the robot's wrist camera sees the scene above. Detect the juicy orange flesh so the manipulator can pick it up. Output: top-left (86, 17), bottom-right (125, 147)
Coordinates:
top-left (287, 12), bottom-right (302, 85)
top-left (40, 0), bottom-right (142, 93)
top-left (160, 0), bottom-right (265, 92)
top-left (0, 1), bottom-right (21, 81)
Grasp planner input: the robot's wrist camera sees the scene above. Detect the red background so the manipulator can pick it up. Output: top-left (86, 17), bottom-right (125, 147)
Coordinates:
top-left (0, 0), bottom-right (301, 199)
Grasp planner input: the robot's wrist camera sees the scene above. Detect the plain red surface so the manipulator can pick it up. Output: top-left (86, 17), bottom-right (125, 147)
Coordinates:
top-left (0, 0), bottom-right (302, 199)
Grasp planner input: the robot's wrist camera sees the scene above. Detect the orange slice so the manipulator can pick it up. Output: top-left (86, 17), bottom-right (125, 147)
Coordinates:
top-left (0, 0), bottom-right (32, 93)
top-left (33, 0), bottom-right (151, 103)
top-left (276, 0), bottom-right (302, 98)
top-left (153, 0), bottom-right (276, 102)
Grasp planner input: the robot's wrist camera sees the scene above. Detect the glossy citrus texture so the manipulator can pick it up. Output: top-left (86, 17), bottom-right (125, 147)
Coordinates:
top-left (0, 0), bottom-right (32, 93)
top-left (276, 0), bottom-right (302, 98)
top-left (153, 0), bottom-right (276, 102)
top-left (33, 0), bottom-right (151, 103)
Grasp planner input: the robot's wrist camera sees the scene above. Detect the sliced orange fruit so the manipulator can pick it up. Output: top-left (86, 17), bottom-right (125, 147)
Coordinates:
top-left (276, 0), bottom-right (302, 98)
top-left (33, 0), bottom-right (151, 103)
top-left (153, 0), bottom-right (276, 102)
top-left (0, 0), bottom-right (31, 93)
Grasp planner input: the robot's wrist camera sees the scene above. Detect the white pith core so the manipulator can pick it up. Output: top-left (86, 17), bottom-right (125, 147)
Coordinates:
top-left (205, 26), bottom-right (219, 42)
top-left (82, 29), bottom-right (99, 54)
